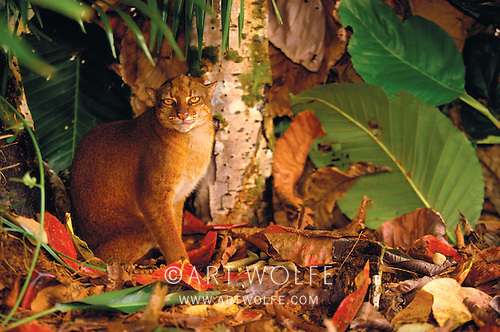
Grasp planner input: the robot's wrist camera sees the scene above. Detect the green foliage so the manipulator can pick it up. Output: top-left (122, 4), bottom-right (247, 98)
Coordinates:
top-left (4, 280), bottom-right (219, 330)
top-left (21, 14), bottom-right (133, 173)
top-left (338, 0), bottom-right (465, 106)
top-left (0, 0), bottom-right (92, 77)
top-left (58, 284), bottom-right (220, 313)
top-left (339, 0), bottom-right (499, 133)
top-left (291, 83), bottom-right (484, 240)
top-left (461, 34), bottom-right (500, 140)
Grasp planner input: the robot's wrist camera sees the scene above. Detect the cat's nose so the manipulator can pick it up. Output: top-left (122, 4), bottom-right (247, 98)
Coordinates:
top-left (177, 112), bottom-right (188, 120)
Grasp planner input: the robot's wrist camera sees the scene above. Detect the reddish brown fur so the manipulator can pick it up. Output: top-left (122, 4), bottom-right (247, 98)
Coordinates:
top-left (70, 75), bottom-right (216, 263)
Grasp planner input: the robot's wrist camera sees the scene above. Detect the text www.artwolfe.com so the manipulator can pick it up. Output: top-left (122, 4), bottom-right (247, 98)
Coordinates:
top-left (177, 294), bottom-right (320, 307)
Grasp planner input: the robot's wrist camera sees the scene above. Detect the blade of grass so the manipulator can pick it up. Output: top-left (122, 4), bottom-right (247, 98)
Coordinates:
top-left (195, 0), bottom-right (209, 59)
top-left (184, 0), bottom-right (195, 55)
top-left (238, 0), bottom-right (243, 47)
top-left (92, 1), bottom-right (117, 58)
top-left (118, 0), bottom-right (186, 59)
top-left (100, 0), bottom-right (156, 66)
top-left (270, 0), bottom-right (283, 24)
top-left (460, 92), bottom-right (500, 130)
top-left (30, 0), bottom-right (93, 22)
top-left (221, 0), bottom-right (233, 52)
top-left (147, 0), bottom-right (159, 51)
top-left (172, 0), bottom-right (184, 41)
top-left (0, 23), bottom-right (55, 77)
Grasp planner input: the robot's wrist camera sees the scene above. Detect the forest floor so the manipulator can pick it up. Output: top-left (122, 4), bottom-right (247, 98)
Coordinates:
top-left (2, 204), bottom-right (500, 332)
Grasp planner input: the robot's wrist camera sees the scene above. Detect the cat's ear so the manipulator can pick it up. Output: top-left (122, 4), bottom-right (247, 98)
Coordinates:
top-left (145, 87), bottom-right (157, 104)
top-left (205, 82), bottom-right (217, 99)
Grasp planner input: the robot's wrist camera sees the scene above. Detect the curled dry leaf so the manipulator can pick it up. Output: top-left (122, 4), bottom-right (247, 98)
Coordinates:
top-left (407, 234), bottom-right (461, 263)
top-left (350, 302), bottom-right (392, 331)
top-left (269, 0), bottom-right (326, 72)
top-left (247, 225), bottom-right (335, 267)
top-left (117, 20), bottom-right (188, 115)
top-left (463, 247), bottom-right (500, 286)
top-left (374, 208), bottom-right (448, 249)
top-left (273, 110), bottom-right (326, 227)
top-left (268, 0), bottom-right (348, 117)
top-left (302, 163), bottom-right (388, 229)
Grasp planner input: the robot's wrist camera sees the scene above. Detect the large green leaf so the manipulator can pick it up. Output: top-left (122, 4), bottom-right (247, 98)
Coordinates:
top-left (21, 13), bottom-right (133, 173)
top-left (56, 282), bottom-right (220, 313)
top-left (338, 0), bottom-right (465, 106)
top-left (291, 83), bottom-right (484, 240)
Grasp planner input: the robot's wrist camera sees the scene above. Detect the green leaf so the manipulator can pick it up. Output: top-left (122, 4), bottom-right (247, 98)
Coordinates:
top-left (21, 172), bottom-right (37, 189)
top-left (21, 15), bottom-right (133, 173)
top-left (92, 1), bottom-right (117, 59)
top-left (101, 0), bottom-right (155, 66)
top-left (184, 0), bottom-right (195, 55)
top-left (338, 0), bottom-right (465, 106)
top-left (56, 282), bottom-right (220, 314)
top-left (30, 0), bottom-right (93, 23)
top-left (221, 0), bottom-right (233, 52)
top-left (291, 83), bottom-right (484, 241)
top-left (0, 23), bottom-right (55, 78)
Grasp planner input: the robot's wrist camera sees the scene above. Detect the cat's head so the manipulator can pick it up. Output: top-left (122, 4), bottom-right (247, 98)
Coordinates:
top-left (146, 75), bottom-right (217, 133)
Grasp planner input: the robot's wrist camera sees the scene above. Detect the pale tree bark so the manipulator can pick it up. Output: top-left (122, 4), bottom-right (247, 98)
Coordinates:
top-left (194, 0), bottom-right (274, 225)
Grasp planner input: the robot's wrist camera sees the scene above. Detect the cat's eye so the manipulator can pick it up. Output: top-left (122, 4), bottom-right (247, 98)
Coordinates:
top-left (162, 98), bottom-right (175, 106)
top-left (189, 97), bottom-right (200, 105)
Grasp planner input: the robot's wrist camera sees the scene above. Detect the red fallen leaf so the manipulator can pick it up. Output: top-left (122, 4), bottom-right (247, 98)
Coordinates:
top-left (134, 260), bottom-right (213, 291)
top-left (43, 212), bottom-right (78, 270)
top-left (332, 261), bottom-right (371, 332)
top-left (408, 234), bottom-right (462, 263)
top-left (43, 212), bottom-right (104, 277)
top-left (188, 231), bottom-right (217, 268)
top-left (220, 272), bottom-right (250, 282)
top-left (20, 269), bottom-right (55, 309)
top-left (11, 320), bottom-right (56, 332)
top-left (182, 211), bottom-right (249, 235)
top-left (375, 208), bottom-right (448, 249)
top-left (464, 247), bottom-right (500, 286)
top-left (254, 225), bottom-right (335, 267)
top-left (183, 211), bottom-right (209, 234)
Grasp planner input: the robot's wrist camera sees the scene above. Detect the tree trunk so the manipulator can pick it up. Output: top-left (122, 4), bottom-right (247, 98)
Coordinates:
top-left (196, 0), bottom-right (274, 225)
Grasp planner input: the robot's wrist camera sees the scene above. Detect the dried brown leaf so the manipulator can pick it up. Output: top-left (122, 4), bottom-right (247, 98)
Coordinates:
top-left (303, 163), bottom-right (388, 229)
top-left (117, 21), bottom-right (188, 115)
top-left (269, 0), bottom-right (326, 72)
top-left (268, 0), bottom-right (347, 118)
top-left (391, 289), bottom-right (433, 326)
top-left (273, 110), bottom-right (326, 227)
top-left (350, 302), bottom-right (393, 331)
top-left (374, 208), bottom-right (448, 249)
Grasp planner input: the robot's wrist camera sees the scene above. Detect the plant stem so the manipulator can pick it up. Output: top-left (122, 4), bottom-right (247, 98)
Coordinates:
top-left (460, 93), bottom-right (500, 130)
top-left (2, 308), bottom-right (60, 332)
top-left (0, 96), bottom-right (46, 327)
